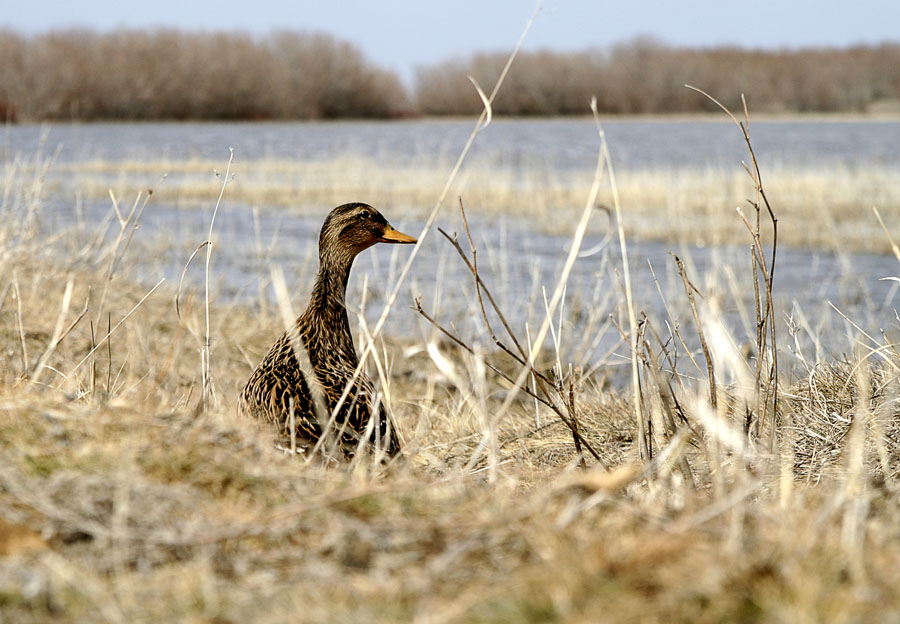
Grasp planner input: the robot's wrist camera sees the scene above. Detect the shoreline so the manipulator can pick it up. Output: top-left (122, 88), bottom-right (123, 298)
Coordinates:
top-left (4, 111), bottom-right (900, 126)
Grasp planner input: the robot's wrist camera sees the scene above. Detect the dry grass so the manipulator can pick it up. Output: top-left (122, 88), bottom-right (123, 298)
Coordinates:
top-left (50, 155), bottom-right (900, 253)
top-left (3, 252), bottom-right (900, 622)
top-left (4, 119), bottom-right (900, 623)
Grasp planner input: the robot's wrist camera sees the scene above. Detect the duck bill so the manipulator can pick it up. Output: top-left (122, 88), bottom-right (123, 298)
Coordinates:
top-left (379, 225), bottom-right (417, 244)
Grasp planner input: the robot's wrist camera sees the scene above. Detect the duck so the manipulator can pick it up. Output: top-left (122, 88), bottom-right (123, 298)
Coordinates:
top-left (238, 202), bottom-right (416, 456)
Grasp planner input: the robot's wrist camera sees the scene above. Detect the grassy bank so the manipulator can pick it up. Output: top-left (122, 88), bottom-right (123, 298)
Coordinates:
top-left (3, 233), bottom-right (900, 622)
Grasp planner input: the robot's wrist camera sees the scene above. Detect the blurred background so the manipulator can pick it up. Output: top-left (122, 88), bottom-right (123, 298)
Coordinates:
top-left (1, 0), bottom-right (899, 120)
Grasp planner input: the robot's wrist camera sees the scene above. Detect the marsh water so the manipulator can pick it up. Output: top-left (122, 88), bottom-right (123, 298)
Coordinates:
top-left (5, 118), bottom-right (900, 374)
top-left (4, 117), bottom-right (900, 169)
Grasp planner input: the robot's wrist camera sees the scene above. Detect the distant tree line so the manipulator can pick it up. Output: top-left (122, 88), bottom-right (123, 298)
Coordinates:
top-left (0, 29), bottom-right (410, 121)
top-left (416, 38), bottom-right (900, 115)
top-left (1, 30), bottom-right (899, 121)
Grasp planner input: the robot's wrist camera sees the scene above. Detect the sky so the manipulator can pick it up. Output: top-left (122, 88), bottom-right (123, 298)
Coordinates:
top-left (2, 0), bottom-right (898, 84)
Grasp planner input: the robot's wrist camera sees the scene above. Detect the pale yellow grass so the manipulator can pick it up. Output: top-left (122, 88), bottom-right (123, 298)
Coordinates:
top-left (55, 156), bottom-right (900, 252)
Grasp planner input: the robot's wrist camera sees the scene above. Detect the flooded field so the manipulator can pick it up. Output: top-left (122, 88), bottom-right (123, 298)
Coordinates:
top-left (6, 117), bottom-right (900, 371)
top-left (37, 192), bottom-right (900, 384)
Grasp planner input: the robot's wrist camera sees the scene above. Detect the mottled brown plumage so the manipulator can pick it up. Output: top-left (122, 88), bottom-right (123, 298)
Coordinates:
top-left (238, 202), bottom-right (416, 456)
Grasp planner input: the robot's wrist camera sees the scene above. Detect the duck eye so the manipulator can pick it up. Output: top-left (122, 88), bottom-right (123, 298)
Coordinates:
top-left (358, 210), bottom-right (371, 220)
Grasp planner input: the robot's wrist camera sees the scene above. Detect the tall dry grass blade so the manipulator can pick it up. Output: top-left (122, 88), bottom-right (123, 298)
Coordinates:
top-left (467, 76), bottom-right (492, 131)
top-left (12, 272), bottom-right (28, 376)
top-left (202, 148), bottom-right (235, 410)
top-left (289, 397), bottom-right (297, 456)
top-left (327, 2), bottom-right (542, 433)
top-left (269, 265), bottom-right (329, 455)
top-left (841, 356), bottom-right (870, 583)
top-left (489, 97), bottom-right (606, 427)
top-left (105, 312), bottom-right (112, 393)
top-left (28, 278), bottom-right (73, 386)
top-left (872, 206), bottom-right (900, 265)
top-left (595, 97), bottom-right (647, 463)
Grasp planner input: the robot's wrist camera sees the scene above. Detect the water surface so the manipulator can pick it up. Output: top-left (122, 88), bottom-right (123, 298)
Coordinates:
top-left (4, 118), bottom-right (899, 171)
top-left (10, 119), bottom-right (900, 375)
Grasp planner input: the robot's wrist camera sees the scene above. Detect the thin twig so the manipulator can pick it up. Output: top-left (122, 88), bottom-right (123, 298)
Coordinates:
top-left (673, 254), bottom-right (717, 409)
top-left (175, 241), bottom-right (210, 322)
top-left (436, 226), bottom-right (553, 387)
top-left (65, 278), bottom-right (166, 379)
top-left (686, 84), bottom-right (779, 443)
top-left (414, 298), bottom-right (553, 410)
top-left (647, 259), bottom-right (702, 379)
top-left (414, 297), bottom-right (605, 464)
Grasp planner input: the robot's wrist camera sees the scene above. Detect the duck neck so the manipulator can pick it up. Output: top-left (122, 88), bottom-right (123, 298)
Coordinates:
top-left (303, 249), bottom-right (357, 352)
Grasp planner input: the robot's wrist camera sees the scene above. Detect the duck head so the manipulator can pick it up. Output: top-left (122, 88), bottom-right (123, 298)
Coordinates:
top-left (320, 202), bottom-right (416, 262)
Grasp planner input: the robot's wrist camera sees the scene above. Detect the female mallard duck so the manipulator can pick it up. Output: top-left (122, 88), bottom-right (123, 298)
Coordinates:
top-left (239, 202), bottom-right (416, 456)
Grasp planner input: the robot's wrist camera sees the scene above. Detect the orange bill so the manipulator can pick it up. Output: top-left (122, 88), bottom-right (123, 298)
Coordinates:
top-left (379, 224), bottom-right (417, 244)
